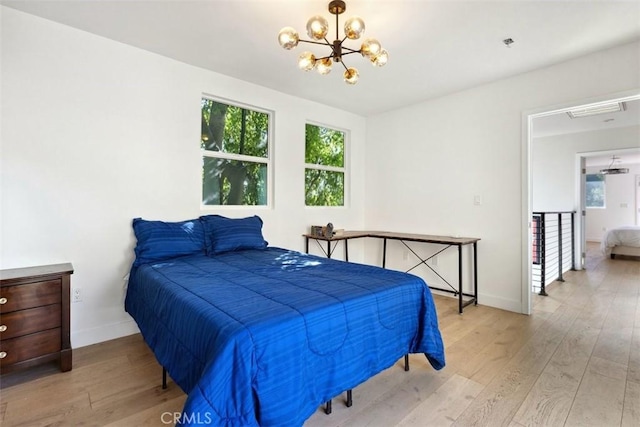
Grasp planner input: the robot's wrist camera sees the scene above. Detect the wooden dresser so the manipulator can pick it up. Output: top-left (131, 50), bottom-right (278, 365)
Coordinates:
top-left (0, 263), bottom-right (73, 375)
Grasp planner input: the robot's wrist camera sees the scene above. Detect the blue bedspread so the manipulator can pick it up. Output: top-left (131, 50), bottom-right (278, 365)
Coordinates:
top-left (125, 247), bottom-right (445, 426)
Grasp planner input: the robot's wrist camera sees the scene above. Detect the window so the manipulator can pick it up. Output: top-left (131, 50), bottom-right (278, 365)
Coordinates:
top-left (586, 173), bottom-right (605, 208)
top-left (532, 215), bottom-right (541, 265)
top-left (305, 123), bottom-right (345, 206)
top-left (201, 98), bottom-right (270, 206)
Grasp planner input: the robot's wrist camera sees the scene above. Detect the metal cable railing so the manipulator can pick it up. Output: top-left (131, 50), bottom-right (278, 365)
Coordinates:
top-left (532, 211), bottom-right (575, 295)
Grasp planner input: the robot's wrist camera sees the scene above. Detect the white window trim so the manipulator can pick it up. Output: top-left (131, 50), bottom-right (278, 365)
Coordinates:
top-left (304, 163), bottom-right (345, 173)
top-left (202, 150), bottom-right (269, 165)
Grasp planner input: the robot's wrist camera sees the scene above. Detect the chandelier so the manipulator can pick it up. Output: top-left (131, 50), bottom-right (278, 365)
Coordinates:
top-left (600, 156), bottom-right (629, 175)
top-left (277, 0), bottom-right (388, 85)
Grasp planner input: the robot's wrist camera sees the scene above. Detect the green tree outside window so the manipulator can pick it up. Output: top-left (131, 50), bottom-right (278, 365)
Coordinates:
top-left (201, 98), bottom-right (270, 206)
top-left (305, 124), bottom-right (345, 206)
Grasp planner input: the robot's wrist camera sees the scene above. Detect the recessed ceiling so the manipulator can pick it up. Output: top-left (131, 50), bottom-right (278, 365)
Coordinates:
top-left (2, 0), bottom-right (639, 116)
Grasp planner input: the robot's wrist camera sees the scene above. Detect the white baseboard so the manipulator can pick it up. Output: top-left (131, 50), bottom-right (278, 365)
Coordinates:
top-left (71, 319), bottom-right (140, 349)
top-left (430, 289), bottom-right (522, 314)
top-left (476, 293), bottom-right (523, 313)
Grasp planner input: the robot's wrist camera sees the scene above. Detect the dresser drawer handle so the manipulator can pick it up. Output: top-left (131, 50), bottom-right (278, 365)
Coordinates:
top-left (0, 325), bottom-right (6, 332)
top-left (0, 351), bottom-right (6, 359)
top-left (0, 297), bottom-right (6, 305)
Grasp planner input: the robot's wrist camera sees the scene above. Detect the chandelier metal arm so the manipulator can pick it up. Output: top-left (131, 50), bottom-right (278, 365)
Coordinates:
top-left (335, 6), bottom-right (340, 41)
top-left (298, 39), bottom-right (331, 47)
top-left (341, 46), bottom-right (361, 54)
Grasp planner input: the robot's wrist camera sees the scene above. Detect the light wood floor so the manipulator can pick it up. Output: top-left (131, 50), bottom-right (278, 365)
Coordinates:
top-left (1, 243), bottom-right (638, 426)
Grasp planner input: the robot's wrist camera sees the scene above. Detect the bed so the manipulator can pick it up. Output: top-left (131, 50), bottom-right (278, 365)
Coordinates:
top-left (600, 225), bottom-right (640, 259)
top-left (124, 215), bottom-right (445, 426)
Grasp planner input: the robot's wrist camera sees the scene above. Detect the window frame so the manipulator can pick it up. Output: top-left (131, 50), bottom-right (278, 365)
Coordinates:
top-left (304, 121), bottom-right (349, 208)
top-left (200, 95), bottom-right (274, 209)
top-left (585, 173), bottom-right (606, 209)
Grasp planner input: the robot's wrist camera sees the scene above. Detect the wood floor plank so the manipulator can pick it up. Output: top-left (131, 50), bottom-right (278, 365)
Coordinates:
top-left (396, 373), bottom-right (484, 427)
top-left (103, 395), bottom-right (186, 427)
top-left (2, 392), bottom-right (91, 427)
top-left (451, 302), bottom-right (581, 427)
top-left (622, 380), bottom-right (640, 427)
top-left (629, 327), bottom-right (640, 383)
top-left (564, 356), bottom-right (626, 427)
top-left (325, 368), bottom-right (451, 427)
top-left (511, 310), bottom-right (603, 427)
top-left (305, 357), bottom-right (433, 427)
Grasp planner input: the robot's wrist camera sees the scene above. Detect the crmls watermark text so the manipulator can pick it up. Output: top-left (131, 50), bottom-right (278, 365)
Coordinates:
top-left (161, 412), bottom-right (214, 425)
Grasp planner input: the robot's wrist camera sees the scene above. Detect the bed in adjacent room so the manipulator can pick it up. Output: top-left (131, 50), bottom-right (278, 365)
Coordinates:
top-left (601, 225), bottom-right (640, 259)
top-left (124, 215), bottom-right (445, 426)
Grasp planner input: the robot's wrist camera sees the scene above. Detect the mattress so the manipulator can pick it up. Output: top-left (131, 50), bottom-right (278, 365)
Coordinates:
top-left (601, 226), bottom-right (640, 255)
top-left (125, 247), bottom-right (445, 426)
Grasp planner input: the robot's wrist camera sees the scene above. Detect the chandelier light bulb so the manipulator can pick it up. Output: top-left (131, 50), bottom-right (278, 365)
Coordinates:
top-left (344, 17), bottom-right (365, 40)
top-left (343, 67), bottom-right (359, 85)
top-left (360, 38), bottom-right (381, 58)
top-left (316, 58), bottom-right (333, 75)
top-left (371, 49), bottom-right (388, 67)
top-left (306, 15), bottom-right (329, 40)
top-left (278, 27), bottom-right (300, 50)
top-left (298, 51), bottom-right (317, 71)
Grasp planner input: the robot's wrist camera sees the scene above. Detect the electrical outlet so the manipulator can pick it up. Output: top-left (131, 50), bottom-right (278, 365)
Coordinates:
top-left (473, 195), bottom-right (482, 206)
top-left (72, 287), bottom-right (82, 303)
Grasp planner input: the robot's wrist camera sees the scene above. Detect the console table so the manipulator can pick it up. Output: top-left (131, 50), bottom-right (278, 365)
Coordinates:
top-left (304, 231), bottom-right (479, 313)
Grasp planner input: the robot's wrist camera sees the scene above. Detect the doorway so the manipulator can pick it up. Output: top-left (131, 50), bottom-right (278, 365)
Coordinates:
top-left (522, 92), bottom-right (640, 314)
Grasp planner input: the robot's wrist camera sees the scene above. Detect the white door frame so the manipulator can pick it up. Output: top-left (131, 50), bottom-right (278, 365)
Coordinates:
top-left (636, 175), bottom-right (640, 225)
top-left (521, 90), bottom-right (640, 315)
top-left (575, 147), bottom-right (638, 269)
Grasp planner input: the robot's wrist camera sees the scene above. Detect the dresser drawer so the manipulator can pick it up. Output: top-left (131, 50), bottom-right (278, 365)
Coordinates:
top-left (0, 280), bottom-right (61, 313)
top-left (0, 328), bottom-right (61, 366)
top-left (0, 304), bottom-right (62, 340)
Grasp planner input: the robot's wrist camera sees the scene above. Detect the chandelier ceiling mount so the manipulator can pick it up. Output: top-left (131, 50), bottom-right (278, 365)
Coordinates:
top-left (277, 0), bottom-right (388, 85)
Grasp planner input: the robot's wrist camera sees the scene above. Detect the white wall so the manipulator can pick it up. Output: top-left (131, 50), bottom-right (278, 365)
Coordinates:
top-left (532, 126), bottom-right (640, 212)
top-left (0, 8), bottom-right (367, 347)
top-left (585, 163), bottom-right (640, 241)
top-left (365, 41), bottom-right (640, 313)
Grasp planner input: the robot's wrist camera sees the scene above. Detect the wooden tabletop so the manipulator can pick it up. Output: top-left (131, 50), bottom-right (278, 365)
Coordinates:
top-left (0, 263), bottom-right (74, 282)
top-left (304, 231), bottom-right (479, 245)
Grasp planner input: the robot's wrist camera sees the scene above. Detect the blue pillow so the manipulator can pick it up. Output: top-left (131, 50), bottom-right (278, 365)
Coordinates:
top-left (132, 218), bottom-right (205, 266)
top-left (200, 215), bottom-right (268, 255)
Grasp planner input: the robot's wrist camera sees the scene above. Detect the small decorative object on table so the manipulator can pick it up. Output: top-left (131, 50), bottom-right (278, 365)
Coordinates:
top-left (324, 223), bottom-right (334, 238)
top-left (310, 225), bottom-right (324, 237)
top-left (310, 223), bottom-right (335, 238)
